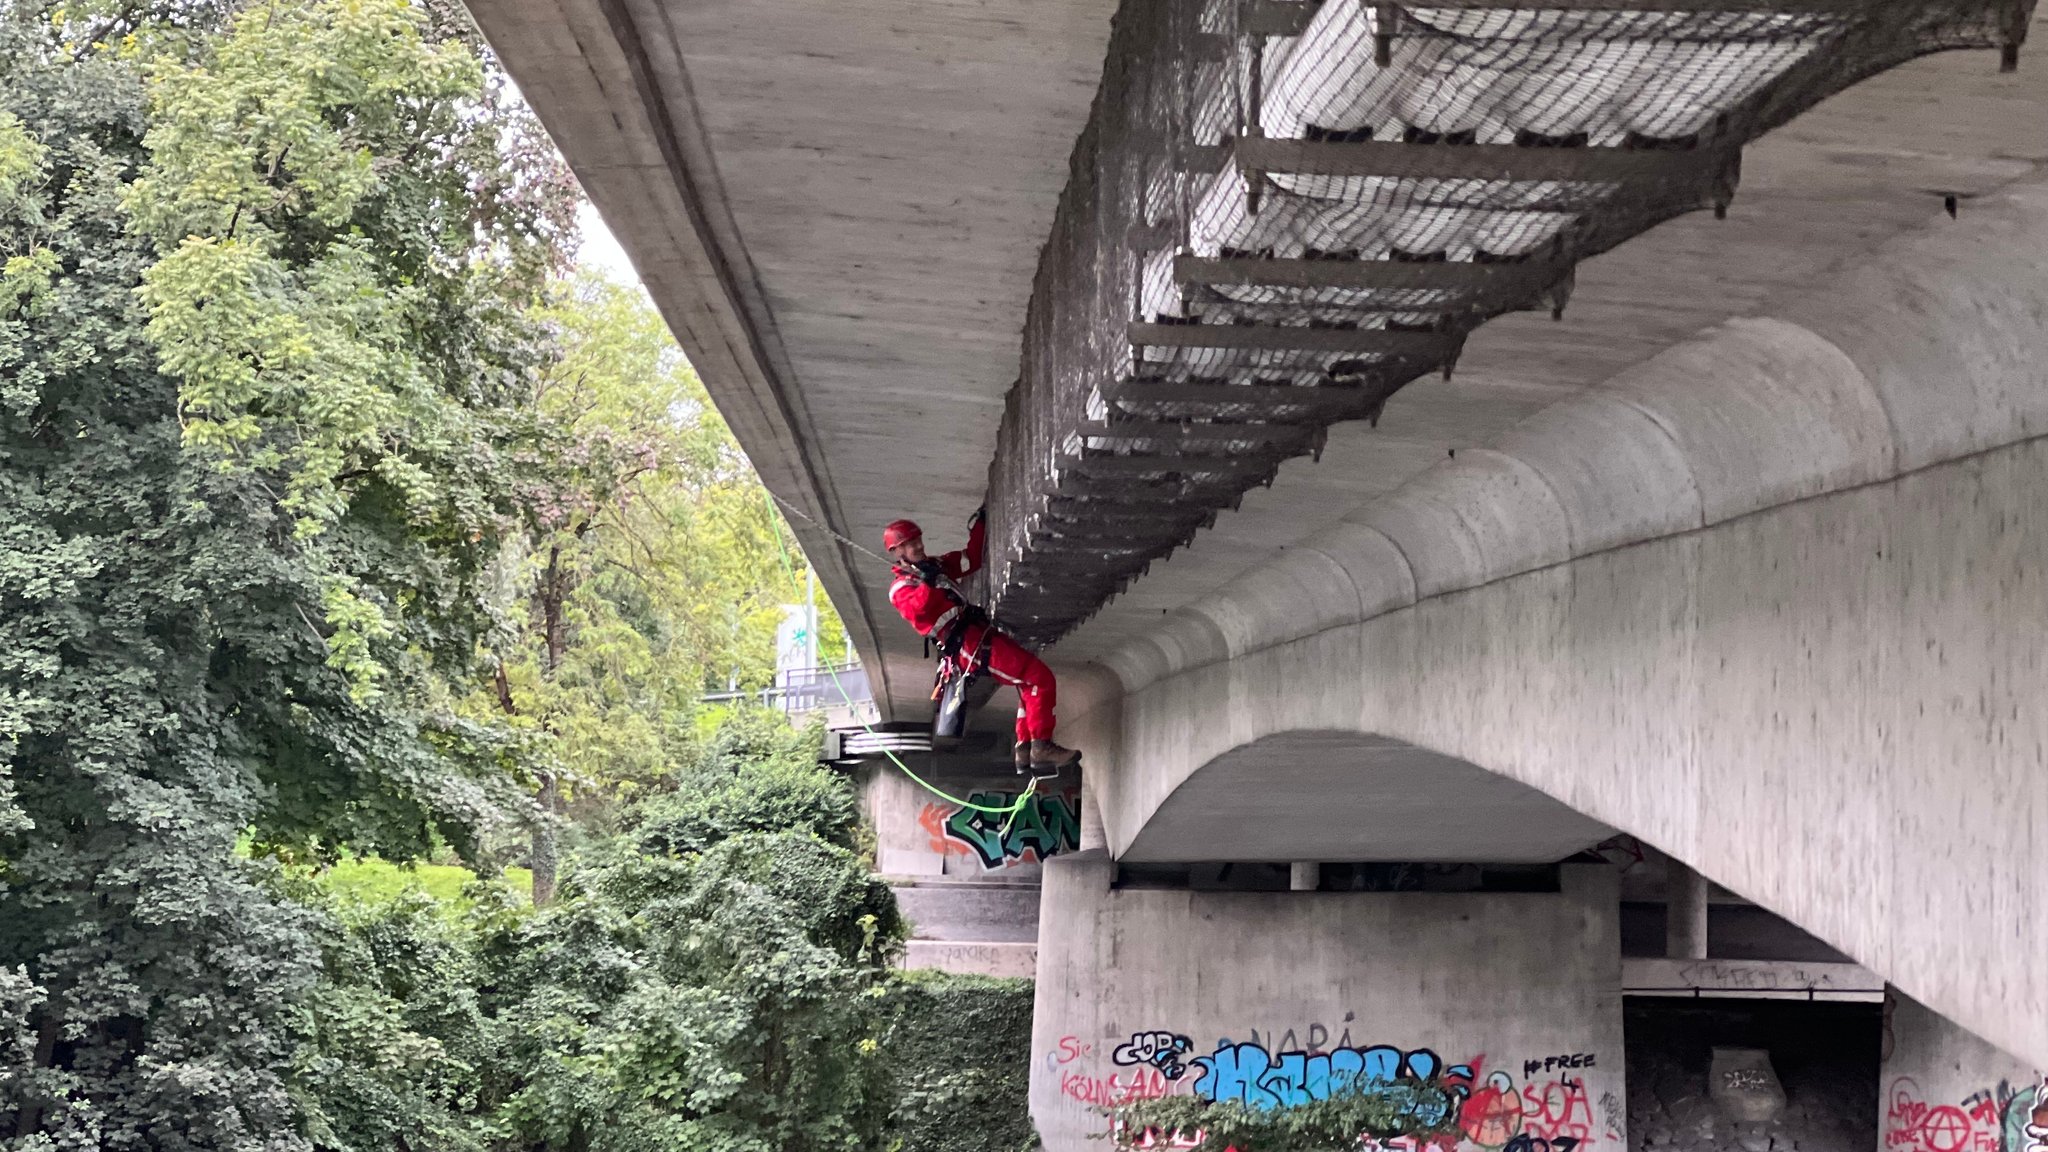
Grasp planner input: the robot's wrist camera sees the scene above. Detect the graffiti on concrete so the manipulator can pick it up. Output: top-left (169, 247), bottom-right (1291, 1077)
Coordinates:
top-left (1062, 1065), bottom-right (1182, 1109)
top-left (1887, 1076), bottom-right (2048, 1152)
top-left (1459, 1071), bottom-right (1527, 1147)
top-left (1115, 1031), bottom-right (1196, 1080)
top-left (1525, 1054), bottom-right (1597, 1078)
top-left (1192, 1040), bottom-right (1474, 1116)
top-left (1054, 1028), bottom-right (1613, 1152)
top-left (1057, 1033), bottom-right (1194, 1111)
top-left (1519, 1074), bottom-right (1597, 1146)
top-left (916, 785), bottom-right (1080, 870)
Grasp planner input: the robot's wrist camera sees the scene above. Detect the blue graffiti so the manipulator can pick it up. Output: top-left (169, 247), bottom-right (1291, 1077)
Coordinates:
top-left (1191, 1042), bottom-right (1472, 1115)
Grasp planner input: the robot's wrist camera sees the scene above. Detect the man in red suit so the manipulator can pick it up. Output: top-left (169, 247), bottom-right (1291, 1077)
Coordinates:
top-left (883, 509), bottom-right (1080, 773)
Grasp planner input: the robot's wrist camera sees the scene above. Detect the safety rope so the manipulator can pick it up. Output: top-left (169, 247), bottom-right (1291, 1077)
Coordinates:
top-left (759, 489), bottom-right (1039, 822)
top-left (762, 488), bottom-right (897, 570)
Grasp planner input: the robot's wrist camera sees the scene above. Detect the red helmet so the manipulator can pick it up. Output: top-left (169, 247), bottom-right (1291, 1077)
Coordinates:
top-left (882, 519), bottom-right (923, 550)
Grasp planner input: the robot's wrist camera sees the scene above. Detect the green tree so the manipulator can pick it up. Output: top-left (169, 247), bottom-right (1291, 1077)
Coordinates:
top-left (476, 274), bottom-right (843, 903)
top-left (0, 0), bottom-right (572, 1142)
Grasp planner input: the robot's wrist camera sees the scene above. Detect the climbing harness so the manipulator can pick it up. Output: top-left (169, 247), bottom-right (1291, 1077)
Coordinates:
top-left (900, 556), bottom-right (994, 741)
top-left (760, 490), bottom-right (1041, 830)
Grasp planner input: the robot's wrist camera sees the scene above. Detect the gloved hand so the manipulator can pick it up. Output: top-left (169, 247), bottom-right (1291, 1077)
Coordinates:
top-left (914, 557), bottom-right (943, 583)
top-left (967, 504), bottom-right (986, 529)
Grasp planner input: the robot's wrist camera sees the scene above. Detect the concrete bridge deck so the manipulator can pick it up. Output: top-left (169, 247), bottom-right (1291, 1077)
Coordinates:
top-left (466, 0), bottom-right (2048, 1085)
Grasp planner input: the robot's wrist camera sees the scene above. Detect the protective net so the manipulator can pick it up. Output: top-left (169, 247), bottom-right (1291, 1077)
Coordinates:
top-left (983, 0), bottom-right (2031, 646)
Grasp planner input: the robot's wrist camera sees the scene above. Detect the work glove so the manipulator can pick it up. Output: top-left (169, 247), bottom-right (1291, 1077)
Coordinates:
top-left (967, 504), bottom-right (986, 529)
top-left (914, 558), bottom-right (944, 583)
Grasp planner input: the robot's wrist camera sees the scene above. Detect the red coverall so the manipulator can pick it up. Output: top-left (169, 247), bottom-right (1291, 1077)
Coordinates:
top-left (887, 516), bottom-right (1060, 745)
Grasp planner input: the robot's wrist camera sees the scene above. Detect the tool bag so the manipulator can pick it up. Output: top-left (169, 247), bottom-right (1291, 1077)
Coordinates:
top-left (929, 612), bottom-right (992, 741)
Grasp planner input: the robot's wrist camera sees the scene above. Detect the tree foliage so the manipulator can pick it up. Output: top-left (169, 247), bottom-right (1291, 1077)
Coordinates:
top-left (286, 715), bottom-right (909, 1152)
top-left (0, 0), bottom-right (563, 1142)
top-left (0, 0), bottom-right (917, 1147)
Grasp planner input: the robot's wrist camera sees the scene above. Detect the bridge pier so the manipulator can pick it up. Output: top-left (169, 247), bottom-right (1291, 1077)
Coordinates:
top-left (1029, 855), bottom-right (1627, 1151)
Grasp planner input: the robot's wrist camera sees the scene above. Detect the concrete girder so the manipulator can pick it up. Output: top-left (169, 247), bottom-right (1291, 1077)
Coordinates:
top-left (1058, 176), bottom-right (2048, 1069)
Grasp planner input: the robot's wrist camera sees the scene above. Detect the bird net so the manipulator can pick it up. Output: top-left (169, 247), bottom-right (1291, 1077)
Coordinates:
top-left (982, 0), bottom-right (2032, 646)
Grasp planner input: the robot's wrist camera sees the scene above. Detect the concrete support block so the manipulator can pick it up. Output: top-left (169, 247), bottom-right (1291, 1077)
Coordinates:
top-left (1360, 487), bottom-right (1488, 599)
top-left (1708, 1047), bottom-right (1786, 1123)
top-left (1498, 392), bottom-right (1705, 555)
top-left (1289, 861), bottom-right (1320, 890)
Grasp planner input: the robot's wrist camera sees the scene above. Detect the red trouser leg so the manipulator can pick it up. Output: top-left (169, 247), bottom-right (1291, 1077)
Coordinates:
top-left (959, 626), bottom-right (1057, 744)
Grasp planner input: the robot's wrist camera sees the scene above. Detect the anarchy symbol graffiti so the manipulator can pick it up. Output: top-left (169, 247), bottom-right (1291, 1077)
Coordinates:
top-left (1918, 1106), bottom-right (1974, 1152)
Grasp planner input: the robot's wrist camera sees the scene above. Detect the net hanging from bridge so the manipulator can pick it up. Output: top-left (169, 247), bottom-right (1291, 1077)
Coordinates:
top-left (980, 0), bottom-right (2031, 646)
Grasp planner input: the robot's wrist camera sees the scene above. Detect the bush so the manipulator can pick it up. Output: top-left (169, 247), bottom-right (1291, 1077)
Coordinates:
top-left (875, 970), bottom-right (1039, 1152)
top-left (630, 715), bottom-right (857, 855)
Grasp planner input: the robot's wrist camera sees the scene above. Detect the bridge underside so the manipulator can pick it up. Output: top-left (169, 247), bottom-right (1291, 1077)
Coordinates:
top-left (468, 0), bottom-right (2047, 724)
top-left (1122, 730), bottom-right (1614, 864)
top-left (469, 0), bottom-right (2048, 1080)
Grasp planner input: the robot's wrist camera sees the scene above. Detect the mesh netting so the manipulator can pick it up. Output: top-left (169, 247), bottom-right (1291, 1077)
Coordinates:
top-left (984, 0), bottom-right (2031, 645)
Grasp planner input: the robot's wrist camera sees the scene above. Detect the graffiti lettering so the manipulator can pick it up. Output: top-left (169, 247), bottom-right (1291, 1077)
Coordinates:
top-left (1599, 1089), bottom-right (1625, 1143)
top-left (1886, 1077), bottom-right (2048, 1152)
top-left (1524, 1055), bottom-right (1596, 1078)
top-left (1523, 1075), bottom-right (1596, 1144)
top-left (1071, 1028), bottom-right (1611, 1152)
top-left (1113, 1117), bottom-right (1232, 1150)
top-left (1062, 1065), bottom-right (1182, 1108)
top-left (1192, 1041), bottom-right (1473, 1116)
top-left (917, 787), bottom-right (1080, 869)
top-left (1115, 1031), bottom-right (1196, 1080)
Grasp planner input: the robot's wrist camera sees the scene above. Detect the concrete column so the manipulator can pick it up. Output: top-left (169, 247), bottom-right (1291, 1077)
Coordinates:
top-left (1666, 858), bottom-right (1710, 959)
top-left (1077, 770), bottom-right (1107, 852)
top-left (1290, 861), bottom-right (1321, 891)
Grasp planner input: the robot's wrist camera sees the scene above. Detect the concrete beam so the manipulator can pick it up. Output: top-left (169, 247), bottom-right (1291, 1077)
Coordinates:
top-left (1621, 957), bottom-right (1884, 1002)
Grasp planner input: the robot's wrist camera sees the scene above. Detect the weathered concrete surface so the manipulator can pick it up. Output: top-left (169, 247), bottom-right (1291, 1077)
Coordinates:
top-left (1880, 993), bottom-right (2045, 1152)
top-left (863, 760), bottom-right (1081, 881)
top-left (1123, 730), bottom-right (1614, 864)
top-left (1621, 959), bottom-right (1883, 1003)
top-left (1031, 856), bottom-right (1626, 1151)
top-left (892, 882), bottom-right (1041, 944)
top-left (1061, 179), bottom-right (2048, 1069)
top-left (901, 940), bottom-right (1038, 979)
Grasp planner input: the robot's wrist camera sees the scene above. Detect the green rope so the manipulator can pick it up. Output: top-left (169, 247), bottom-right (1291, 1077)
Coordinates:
top-left (761, 492), bottom-right (1035, 819)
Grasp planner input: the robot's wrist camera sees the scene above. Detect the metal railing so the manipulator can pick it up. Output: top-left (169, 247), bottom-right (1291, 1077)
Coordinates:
top-left (701, 662), bottom-right (872, 718)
